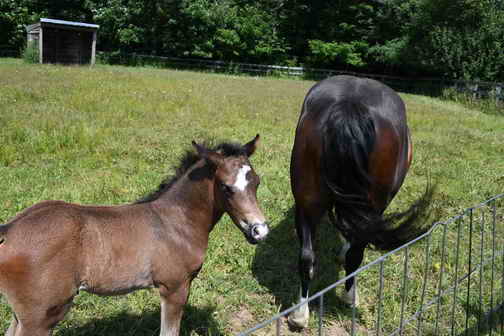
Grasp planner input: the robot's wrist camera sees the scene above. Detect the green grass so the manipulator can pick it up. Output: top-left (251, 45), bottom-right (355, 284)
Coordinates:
top-left (0, 58), bottom-right (503, 335)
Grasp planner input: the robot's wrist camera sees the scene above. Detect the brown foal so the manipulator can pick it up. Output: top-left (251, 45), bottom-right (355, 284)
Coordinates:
top-left (0, 135), bottom-right (269, 336)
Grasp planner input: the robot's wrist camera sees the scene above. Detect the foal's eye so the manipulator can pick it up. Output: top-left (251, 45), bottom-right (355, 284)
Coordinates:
top-left (221, 184), bottom-right (234, 197)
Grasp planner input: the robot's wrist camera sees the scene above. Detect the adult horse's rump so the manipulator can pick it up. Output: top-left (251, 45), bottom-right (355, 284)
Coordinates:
top-left (288, 75), bottom-right (432, 328)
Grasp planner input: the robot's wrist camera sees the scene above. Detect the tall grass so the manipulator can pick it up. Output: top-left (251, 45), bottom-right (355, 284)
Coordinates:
top-left (0, 58), bottom-right (503, 335)
top-left (441, 86), bottom-right (504, 117)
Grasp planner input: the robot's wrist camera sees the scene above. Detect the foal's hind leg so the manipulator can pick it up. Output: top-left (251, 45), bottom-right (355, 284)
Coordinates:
top-left (2, 274), bottom-right (77, 336)
top-left (6, 296), bottom-right (74, 336)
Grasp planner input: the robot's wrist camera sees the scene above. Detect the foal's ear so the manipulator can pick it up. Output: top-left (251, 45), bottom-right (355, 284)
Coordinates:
top-left (243, 134), bottom-right (260, 157)
top-left (192, 141), bottom-right (224, 166)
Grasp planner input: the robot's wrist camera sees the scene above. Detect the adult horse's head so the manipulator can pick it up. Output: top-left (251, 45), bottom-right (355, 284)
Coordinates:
top-left (192, 134), bottom-right (269, 244)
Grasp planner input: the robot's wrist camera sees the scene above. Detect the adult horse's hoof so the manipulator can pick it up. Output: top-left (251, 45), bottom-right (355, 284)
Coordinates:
top-left (336, 242), bottom-right (350, 264)
top-left (287, 303), bottom-right (309, 329)
top-left (341, 284), bottom-right (359, 307)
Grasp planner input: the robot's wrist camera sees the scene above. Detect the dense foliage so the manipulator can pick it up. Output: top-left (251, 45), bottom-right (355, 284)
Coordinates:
top-left (1, 0), bottom-right (503, 80)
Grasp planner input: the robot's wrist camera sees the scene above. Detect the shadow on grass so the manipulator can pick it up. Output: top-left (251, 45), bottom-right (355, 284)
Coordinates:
top-left (57, 304), bottom-right (221, 336)
top-left (251, 206), bottom-right (358, 323)
top-left (457, 302), bottom-right (504, 336)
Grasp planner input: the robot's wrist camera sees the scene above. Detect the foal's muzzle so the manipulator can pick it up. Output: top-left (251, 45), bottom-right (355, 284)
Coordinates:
top-left (247, 222), bottom-right (269, 244)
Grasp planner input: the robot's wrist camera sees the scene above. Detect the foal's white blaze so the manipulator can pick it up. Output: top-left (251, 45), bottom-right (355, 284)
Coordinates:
top-left (234, 165), bottom-right (251, 191)
top-left (238, 220), bottom-right (249, 231)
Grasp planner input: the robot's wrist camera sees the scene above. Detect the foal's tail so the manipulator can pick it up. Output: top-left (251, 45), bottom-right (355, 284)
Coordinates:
top-left (0, 224), bottom-right (7, 245)
top-left (0, 224), bottom-right (9, 244)
top-left (322, 100), bottom-right (434, 251)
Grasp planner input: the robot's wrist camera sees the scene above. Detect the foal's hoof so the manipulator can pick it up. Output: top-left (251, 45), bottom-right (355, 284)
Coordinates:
top-left (341, 285), bottom-right (359, 307)
top-left (287, 304), bottom-right (309, 329)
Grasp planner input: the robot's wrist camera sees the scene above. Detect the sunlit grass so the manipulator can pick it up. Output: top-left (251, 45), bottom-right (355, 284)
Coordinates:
top-left (0, 58), bottom-right (503, 335)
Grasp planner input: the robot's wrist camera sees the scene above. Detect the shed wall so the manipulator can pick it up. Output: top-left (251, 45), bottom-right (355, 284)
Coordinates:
top-left (42, 27), bottom-right (93, 64)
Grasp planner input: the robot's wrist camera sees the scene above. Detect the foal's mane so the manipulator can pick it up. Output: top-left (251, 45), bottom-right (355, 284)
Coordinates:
top-left (135, 141), bottom-right (246, 204)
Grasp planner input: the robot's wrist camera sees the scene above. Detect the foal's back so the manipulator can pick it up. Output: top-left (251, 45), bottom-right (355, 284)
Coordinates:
top-left (0, 200), bottom-right (187, 296)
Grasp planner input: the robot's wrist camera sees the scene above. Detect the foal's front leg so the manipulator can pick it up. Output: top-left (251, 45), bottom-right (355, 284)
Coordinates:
top-left (159, 284), bottom-right (190, 336)
top-left (6, 315), bottom-right (18, 336)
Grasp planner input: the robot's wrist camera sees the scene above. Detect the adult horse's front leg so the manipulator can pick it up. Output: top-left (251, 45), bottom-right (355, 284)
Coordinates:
top-left (287, 205), bottom-right (324, 329)
top-left (159, 283), bottom-right (190, 336)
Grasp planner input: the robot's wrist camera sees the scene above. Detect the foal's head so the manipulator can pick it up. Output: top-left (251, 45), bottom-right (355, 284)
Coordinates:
top-left (193, 135), bottom-right (269, 244)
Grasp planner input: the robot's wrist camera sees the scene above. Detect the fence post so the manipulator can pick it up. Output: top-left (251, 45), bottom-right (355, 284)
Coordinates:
top-left (434, 221), bottom-right (449, 335)
top-left (465, 209), bottom-right (474, 333)
top-left (376, 260), bottom-right (385, 336)
top-left (450, 217), bottom-right (463, 335)
top-left (417, 234), bottom-right (432, 336)
top-left (399, 246), bottom-right (410, 335)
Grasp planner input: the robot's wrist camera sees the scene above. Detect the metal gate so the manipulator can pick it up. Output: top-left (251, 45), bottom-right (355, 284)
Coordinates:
top-left (239, 194), bottom-right (504, 335)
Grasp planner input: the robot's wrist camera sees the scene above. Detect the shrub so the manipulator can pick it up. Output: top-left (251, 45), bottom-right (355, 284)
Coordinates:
top-left (22, 42), bottom-right (39, 64)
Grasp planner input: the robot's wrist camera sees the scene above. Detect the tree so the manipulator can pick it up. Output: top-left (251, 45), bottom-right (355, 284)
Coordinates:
top-left (169, 0), bottom-right (287, 63)
top-left (0, 0), bottom-right (94, 52)
top-left (370, 0), bottom-right (504, 79)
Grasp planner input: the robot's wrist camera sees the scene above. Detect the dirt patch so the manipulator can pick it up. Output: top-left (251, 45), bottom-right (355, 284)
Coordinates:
top-left (338, 320), bottom-right (369, 335)
top-left (228, 306), bottom-right (255, 332)
top-left (229, 308), bottom-right (369, 336)
top-left (325, 324), bottom-right (350, 336)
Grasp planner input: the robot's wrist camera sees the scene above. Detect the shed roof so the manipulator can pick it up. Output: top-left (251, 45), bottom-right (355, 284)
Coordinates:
top-left (40, 18), bottom-right (100, 29)
top-left (26, 18), bottom-right (99, 32)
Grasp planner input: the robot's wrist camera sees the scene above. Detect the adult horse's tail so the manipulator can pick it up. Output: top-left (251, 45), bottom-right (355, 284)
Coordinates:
top-left (322, 99), bottom-right (434, 251)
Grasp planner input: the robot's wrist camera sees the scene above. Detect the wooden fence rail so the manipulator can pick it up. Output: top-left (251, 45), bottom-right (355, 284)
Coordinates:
top-left (97, 51), bottom-right (504, 102)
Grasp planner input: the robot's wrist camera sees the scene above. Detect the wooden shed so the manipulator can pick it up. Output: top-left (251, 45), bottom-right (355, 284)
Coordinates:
top-left (26, 18), bottom-right (99, 65)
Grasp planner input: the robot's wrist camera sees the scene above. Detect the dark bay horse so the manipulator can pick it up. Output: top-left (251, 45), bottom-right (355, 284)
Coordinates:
top-left (0, 135), bottom-right (269, 336)
top-left (288, 76), bottom-right (431, 328)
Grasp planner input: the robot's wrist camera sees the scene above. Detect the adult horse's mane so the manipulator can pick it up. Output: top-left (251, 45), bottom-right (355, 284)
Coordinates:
top-left (135, 141), bottom-right (247, 204)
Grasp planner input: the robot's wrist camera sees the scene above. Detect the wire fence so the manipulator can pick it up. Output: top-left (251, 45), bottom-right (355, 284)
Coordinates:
top-left (238, 194), bottom-right (504, 336)
top-left (96, 52), bottom-right (504, 104)
top-left (2, 49), bottom-right (503, 104)
top-left (0, 47), bottom-right (20, 58)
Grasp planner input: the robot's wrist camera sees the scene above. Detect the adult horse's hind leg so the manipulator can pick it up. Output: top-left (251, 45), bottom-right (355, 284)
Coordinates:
top-left (328, 214), bottom-right (361, 306)
top-left (288, 204), bottom-right (325, 329)
top-left (328, 211), bottom-right (350, 265)
top-left (341, 242), bottom-right (366, 307)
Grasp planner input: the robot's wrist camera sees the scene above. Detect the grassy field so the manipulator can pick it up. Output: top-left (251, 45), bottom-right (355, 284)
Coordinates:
top-left (0, 58), bottom-right (503, 335)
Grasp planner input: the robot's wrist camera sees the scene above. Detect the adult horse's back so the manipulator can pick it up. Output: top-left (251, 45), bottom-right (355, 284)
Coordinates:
top-left (289, 75), bottom-right (430, 328)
